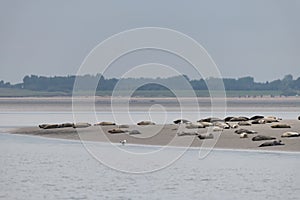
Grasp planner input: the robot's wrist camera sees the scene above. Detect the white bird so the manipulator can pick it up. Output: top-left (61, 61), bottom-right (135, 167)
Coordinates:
top-left (120, 139), bottom-right (127, 145)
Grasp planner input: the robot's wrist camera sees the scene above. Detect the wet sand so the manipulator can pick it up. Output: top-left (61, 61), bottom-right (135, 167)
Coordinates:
top-left (10, 120), bottom-right (300, 152)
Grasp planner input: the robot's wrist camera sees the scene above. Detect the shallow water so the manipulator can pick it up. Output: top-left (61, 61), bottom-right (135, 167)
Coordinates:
top-left (0, 98), bottom-right (299, 127)
top-left (0, 133), bottom-right (299, 200)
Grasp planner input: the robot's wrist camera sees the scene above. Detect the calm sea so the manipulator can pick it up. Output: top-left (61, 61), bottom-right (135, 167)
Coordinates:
top-left (0, 133), bottom-right (299, 200)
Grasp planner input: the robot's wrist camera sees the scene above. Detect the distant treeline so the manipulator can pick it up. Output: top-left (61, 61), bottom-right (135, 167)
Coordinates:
top-left (1, 74), bottom-right (300, 96)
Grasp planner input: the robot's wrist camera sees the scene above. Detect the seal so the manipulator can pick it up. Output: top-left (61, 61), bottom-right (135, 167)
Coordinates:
top-left (298, 116), bottom-right (300, 120)
top-left (173, 119), bottom-right (190, 124)
top-left (251, 119), bottom-right (265, 124)
top-left (214, 122), bottom-right (230, 129)
top-left (263, 117), bottom-right (279, 123)
top-left (186, 123), bottom-right (205, 129)
top-left (72, 122), bottom-right (91, 128)
top-left (238, 121), bottom-right (251, 126)
top-left (250, 115), bottom-right (264, 120)
top-left (281, 132), bottom-right (300, 138)
top-left (259, 140), bottom-right (284, 147)
top-left (60, 123), bottom-right (74, 128)
top-left (240, 133), bottom-right (248, 138)
top-left (213, 126), bottom-right (223, 132)
top-left (200, 122), bottom-right (213, 127)
top-left (229, 116), bottom-right (249, 122)
top-left (108, 128), bottom-right (127, 134)
top-left (198, 117), bottom-right (223, 123)
top-left (235, 129), bottom-right (257, 134)
top-left (137, 121), bottom-right (155, 125)
top-left (224, 117), bottom-right (234, 122)
top-left (230, 124), bottom-right (239, 129)
top-left (198, 133), bottom-right (214, 140)
top-left (271, 124), bottom-right (291, 128)
top-left (39, 124), bottom-right (60, 129)
top-left (94, 121), bottom-right (116, 126)
top-left (252, 135), bottom-right (276, 141)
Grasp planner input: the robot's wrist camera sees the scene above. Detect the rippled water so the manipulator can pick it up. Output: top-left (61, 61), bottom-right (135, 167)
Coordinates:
top-left (0, 133), bottom-right (300, 200)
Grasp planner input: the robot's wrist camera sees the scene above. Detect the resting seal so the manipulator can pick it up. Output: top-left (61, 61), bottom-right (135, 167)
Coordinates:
top-left (108, 128), bottom-right (127, 134)
top-left (230, 124), bottom-right (239, 129)
top-left (238, 121), bottom-right (251, 126)
top-left (224, 117), bottom-right (234, 122)
top-left (271, 124), bottom-right (291, 128)
top-left (72, 123), bottom-right (91, 128)
top-left (229, 117), bottom-right (249, 122)
top-left (94, 121), bottom-right (116, 126)
top-left (281, 132), bottom-right (300, 138)
top-left (60, 123), bottom-right (74, 128)
top-left (39, 124), bottom-right (62, 129)
top-left (200, 122), bottom-right (213, 127)
top-left (173, 119), bottom-right (191, 124)
top-left (214, 122), bottom-right (230, 129)
top-left (198, 117), bottom-right (223, 123)
top-left (198, 133), bottom-right (214, 140)
top-left (235, 129), bottom-right (257, 134)
top-left (259, 140), bottom-right (284, 147)
top-left (240, 133), bottom-right (248, 138)
top-left (250, 115), bottom-right (264, 120)
top-left (263, 117), bottom-right (279, 123)
top-left (251, 119), bottom-right (265, 124)
top-left (137, 121), bottom-right (155, 125)
top-left (252, 135), bottom-right (276, 141)
top-left (186, 123), bottom-right (205, 129)
top-left (213, 126), bottom-right (223, 132)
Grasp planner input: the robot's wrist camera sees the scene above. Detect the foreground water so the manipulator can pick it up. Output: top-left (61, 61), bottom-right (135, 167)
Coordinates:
top-left (1, 133), bottom-right (299, 200)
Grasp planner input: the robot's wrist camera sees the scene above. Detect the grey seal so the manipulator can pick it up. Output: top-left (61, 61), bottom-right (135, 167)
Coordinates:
top-left (72, 122), bottom-right (91, 128)
top-left (108, 128), bottom-right (127, 134)
top-left (235, 129), bottom-right (257, 134)
top-left (252, 135), bottom-right (276, 141)
top-left (229, 117), bottom-right (249, 122)
top-left (198, 133), bottom-right (214, 140)
top-left (173, 119), bottom-right (191, 124)
top-left (259, 140), bottom-right (284, 147)
top-left (281, 132), bottom-right (300, 138)
top-left (271, 124), bottom-right (291, 128)
top-left (250, 115), bottom-right (264, 120)
top-left (137, 121), bottom-right (155, 125)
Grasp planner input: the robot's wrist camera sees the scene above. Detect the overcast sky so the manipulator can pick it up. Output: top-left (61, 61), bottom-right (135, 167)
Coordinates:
top-left (1, 0), bottom-right (300, 83)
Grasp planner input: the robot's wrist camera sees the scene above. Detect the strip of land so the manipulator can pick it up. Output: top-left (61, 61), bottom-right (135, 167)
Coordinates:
top-left (10, 119), bottom-right (300, 152)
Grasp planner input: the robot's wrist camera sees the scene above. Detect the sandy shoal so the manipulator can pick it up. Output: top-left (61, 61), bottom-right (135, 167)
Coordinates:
top-left (9, 120), bottom-right (300, 152)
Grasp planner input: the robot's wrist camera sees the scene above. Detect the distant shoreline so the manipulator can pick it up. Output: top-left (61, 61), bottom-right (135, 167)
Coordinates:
top-left (0, 95), bottom-right (300, 100)
top-left (0, 88), bottom-right (293, 98)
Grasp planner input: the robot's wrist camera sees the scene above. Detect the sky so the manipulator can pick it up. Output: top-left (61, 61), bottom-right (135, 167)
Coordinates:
top-left (0, 0), bottom-right (300, 83)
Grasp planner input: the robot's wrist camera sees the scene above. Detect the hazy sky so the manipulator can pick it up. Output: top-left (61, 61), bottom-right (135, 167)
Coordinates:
top-left (1, 0), bottom-right (300, 83)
